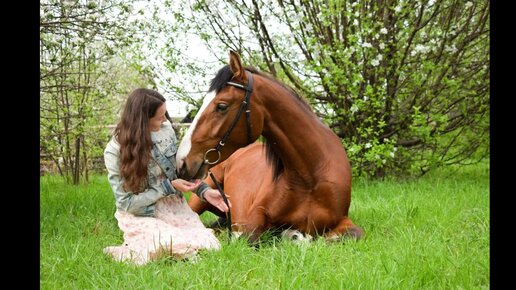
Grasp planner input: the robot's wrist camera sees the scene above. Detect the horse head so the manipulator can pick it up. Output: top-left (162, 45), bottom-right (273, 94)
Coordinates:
top-left (176, 51), bottom-right (264, 180)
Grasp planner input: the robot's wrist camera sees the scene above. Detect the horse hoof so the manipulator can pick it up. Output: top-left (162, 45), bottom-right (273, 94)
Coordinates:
top-left (325, 226), bottom-right (364, 242)
top-left (231, 231), bottom-right (243, 240)
top-left (281, 229), bottom-right (313, 243)
top-left (345, 226), bottom-right (364, 240)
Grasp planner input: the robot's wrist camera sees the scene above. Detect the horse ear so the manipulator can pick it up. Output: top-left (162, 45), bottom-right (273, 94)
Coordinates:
top-left (229, 50), bottom-right (247, 82)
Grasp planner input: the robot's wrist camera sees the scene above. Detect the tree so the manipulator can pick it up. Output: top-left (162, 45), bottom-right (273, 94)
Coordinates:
top-left (156, 0), bottom-right (489, 177)
top-left (40, 0), bottom-right (155, 183)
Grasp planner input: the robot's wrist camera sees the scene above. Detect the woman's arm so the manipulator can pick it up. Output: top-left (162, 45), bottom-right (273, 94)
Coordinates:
top-left (104, 144), bottom-right (170, 217)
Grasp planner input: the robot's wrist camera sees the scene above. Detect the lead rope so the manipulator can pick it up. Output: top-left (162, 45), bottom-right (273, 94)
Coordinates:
top-left (208, 170), bottom-right (232, 242)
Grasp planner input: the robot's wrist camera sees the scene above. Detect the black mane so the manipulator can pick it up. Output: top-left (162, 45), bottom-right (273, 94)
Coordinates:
top-left (209, 65), bottom-right (233, 93)
top-left (209, 65), bottom-right (314, 181)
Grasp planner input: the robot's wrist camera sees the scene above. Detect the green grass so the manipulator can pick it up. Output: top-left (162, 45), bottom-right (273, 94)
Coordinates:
top-left (40, 162), bottom-right (489, 289)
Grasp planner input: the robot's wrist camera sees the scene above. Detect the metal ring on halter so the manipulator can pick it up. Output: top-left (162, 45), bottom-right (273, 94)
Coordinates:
top-left (203, 148), bottom-right (221, 165)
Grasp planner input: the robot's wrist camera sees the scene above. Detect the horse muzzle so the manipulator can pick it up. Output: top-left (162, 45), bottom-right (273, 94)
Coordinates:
top-left (177, 158), bottom-right (208, 180)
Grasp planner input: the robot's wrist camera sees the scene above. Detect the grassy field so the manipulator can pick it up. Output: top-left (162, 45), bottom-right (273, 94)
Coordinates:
top-left (40, 162), bottom-right (489, 289)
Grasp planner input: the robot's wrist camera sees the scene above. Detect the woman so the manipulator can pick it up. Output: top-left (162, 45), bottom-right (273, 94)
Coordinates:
top-left (103, 88), bottom-right (230, 265)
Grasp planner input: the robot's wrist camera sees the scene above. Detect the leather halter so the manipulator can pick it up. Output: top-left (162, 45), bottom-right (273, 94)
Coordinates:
top-left (203, 70), bottom-right (254, 165)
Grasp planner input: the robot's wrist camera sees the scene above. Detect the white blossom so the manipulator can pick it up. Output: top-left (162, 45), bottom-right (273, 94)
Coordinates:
top-left (350, 105), bottom-right (359, 113)
top-left (362, 42), bottom-right (372, 48)
top-left (365, 143), bottom-right (372, 149)
top-left (363, 95), bottom-right (368, 101)
top-left (371, 59), bottom-right (380, 67)
top-left (445, 44), bottom-right (457, 53)
top-left (395, 5), bottom-right (402, 13)
top-left (380, 28), bottom-right (388, 34)
top-left (415, 44), bottom-right (429, 53)
top-left (411, 44), bottom-right (430, 56)
top-left (353, 19), bottom-right (359, 26)
top-left (465, 1), bottom-right (473, 8)
top-left (390, 152), bottom-right (395, 158)
top-left (379, 43), bottom-right (385, 50)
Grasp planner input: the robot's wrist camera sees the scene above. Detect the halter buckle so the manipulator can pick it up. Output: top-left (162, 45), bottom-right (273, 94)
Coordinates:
top-left (203, 148), bottom-right (221, 165)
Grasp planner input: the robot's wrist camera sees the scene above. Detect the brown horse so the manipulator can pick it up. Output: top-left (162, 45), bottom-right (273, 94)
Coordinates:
top-left (176, 51), bottom-right (363, 243)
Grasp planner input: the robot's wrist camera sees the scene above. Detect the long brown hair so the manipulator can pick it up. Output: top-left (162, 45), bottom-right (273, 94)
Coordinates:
top-left (113, 88), bottom-right (172, 193)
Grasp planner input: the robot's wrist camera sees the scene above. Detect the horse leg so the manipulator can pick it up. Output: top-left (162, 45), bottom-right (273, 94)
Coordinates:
top-left (230, 209), bottom-right (266, 246)
top-left (239, 208), bottom-right (268, 246)
top-left (187, 194), bottom-right (217, 214)
top-left (324, 216), bottom-right (364, 241)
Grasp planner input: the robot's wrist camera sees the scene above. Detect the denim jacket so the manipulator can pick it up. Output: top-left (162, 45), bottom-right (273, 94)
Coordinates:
top-left (104, 121), bottom-right (210, 217)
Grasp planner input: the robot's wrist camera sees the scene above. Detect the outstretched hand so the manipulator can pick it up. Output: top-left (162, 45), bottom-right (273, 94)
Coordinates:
top-left (171, 178), bottom-right (201, 193)
top-left (203, 189), bottom-right (232, 213)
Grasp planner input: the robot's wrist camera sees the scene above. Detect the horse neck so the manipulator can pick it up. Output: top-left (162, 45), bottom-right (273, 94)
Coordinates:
top-left (258, 82), bottom-right (341, 181)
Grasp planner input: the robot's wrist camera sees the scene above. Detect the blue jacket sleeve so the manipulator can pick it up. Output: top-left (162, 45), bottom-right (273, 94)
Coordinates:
top-left (104, 141), bottom-right (168, 217)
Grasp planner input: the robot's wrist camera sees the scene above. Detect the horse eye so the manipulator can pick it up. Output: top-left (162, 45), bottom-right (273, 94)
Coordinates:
top-left (216, 103), bottom-right (228, 112)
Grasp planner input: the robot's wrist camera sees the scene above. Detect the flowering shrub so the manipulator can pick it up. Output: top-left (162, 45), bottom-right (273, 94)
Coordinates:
top-left (151, 0), bottom-right (490, 178)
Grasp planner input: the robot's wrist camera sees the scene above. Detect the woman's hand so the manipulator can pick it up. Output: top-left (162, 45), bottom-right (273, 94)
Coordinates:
top-left (171, 178), bottom-right (201, 193)
top-left (203, 189), bottom-right (232, 213)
